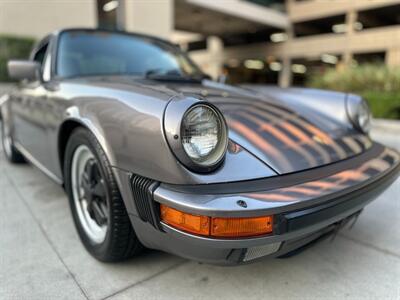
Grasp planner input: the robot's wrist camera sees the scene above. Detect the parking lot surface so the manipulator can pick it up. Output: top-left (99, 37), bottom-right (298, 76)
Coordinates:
top-left (0, 122), bottom-right (399, 300)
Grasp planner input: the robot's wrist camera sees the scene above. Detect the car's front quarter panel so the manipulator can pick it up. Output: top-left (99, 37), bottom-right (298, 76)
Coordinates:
top-left (48, 80), bottom-right (276, 187)
top-left (47, 80), bottom-right (175, 180)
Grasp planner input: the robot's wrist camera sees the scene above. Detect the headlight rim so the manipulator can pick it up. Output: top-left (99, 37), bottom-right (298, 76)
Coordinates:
top-left (180, 103), bottom-right (228, 171)
top-left (164, 98), bottom-right (229, 174)
top-left (346, 95), bottom-right (372, 134)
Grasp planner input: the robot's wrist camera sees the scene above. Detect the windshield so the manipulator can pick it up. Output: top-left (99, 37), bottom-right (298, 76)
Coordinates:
top-left (56, 30), bottom-right (204, 79)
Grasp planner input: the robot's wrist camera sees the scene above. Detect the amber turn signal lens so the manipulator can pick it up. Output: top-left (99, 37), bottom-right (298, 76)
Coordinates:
top-left (211, 216), bottom-right (273, 237)
top-left (160, 204), bottom-right (210, 235)
top-left (160, 204), bottom-right (273, 238)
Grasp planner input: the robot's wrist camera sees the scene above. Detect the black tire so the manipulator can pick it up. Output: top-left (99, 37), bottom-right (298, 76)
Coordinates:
top-left (64, 127), bottom-right (143, 262)
top-left (1, 119), bottom-right (25, 163)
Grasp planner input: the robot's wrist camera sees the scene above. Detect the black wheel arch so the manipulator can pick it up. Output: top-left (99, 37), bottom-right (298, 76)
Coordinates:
top-left (58, 119), bottom-right (83, 175)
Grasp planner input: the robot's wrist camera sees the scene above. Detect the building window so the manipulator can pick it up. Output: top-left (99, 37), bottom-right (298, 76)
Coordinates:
top-left (353, 52), bottom-right (386, 65)
top-left (358, 4), bottom-right (400, 30)
top-left (294, 14), bottom-right (346, 37)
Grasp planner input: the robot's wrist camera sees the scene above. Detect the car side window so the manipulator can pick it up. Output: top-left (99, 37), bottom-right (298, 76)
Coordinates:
top-left (33, 43), bottom-right (48, 66)
top-left (32, 42), bottom-right (52, 81)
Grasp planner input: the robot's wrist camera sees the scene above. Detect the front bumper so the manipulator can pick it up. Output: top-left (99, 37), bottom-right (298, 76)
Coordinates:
top-left (118, 143), bottom-right (400, 265)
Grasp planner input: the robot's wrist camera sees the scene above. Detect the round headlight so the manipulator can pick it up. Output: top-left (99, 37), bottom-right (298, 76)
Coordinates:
top-left (181, 104), bottom-right (228, 168)
top-left (346, 96), bottom-right (372, 134)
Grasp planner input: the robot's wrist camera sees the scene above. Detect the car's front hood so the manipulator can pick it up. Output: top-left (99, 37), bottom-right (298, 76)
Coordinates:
top-left (75, 76), bottom-right (372, 175)
top-left (165, 81), bottom-right (372, 175)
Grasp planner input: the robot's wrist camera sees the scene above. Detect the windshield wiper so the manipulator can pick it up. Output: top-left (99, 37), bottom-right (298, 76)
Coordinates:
top-left (145, 68), bottom-right (182, 79)
top-left (145, 68), bottom-right (208, 82)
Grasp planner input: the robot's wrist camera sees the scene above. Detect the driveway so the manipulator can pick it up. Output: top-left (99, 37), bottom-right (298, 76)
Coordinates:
top-left (0, 122), bottom-right (399, 300)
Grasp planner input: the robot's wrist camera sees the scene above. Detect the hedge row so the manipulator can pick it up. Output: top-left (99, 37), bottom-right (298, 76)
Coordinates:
top-left (0, 35), bottom-right (36, 82)
top-left (307, 64), bottom-right (400, 119)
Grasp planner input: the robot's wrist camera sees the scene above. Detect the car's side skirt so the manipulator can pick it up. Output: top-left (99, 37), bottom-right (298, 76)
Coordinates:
top-left (14, 142), bottom-right (63, 185)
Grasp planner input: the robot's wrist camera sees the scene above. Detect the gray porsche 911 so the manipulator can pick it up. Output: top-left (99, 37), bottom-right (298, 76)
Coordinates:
top-left (1, 28), bottom-right (399, 265)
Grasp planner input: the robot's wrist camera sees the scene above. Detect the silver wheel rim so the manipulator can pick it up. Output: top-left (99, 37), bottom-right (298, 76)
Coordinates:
top-left (2, 122), bottom-right (13, 158)
top-left (71, 145), bottom-right (108, 244)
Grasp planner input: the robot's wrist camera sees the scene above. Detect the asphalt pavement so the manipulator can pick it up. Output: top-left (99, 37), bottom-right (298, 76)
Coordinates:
top-left (0, 122), bottom-right (399, 300)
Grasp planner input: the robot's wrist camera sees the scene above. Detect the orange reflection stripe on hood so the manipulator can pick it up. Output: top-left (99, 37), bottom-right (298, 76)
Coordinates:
top-left (260, 123), bottom-right (318, 167)
top-left (283, 186), bottom-right (322, 196)
top-left (331, 169), bottom-right (368, 182)
top-left (245, 193), bottom-right (297, 202)
top-left (241, 150), bottom-right (398, 205)
top-left (236, 111), bottom-right (318, 167)
top-left (222, 101), bottom-right (348, 162)
top-left (228, 120), bottom-right (292, 171)
top-left (303, 180), bottom-right (345, 190)
top-left (279, 121), bottom-right (331, 164)
top-left (302, 123), bottom-right (347, 159)
top-left (342, 136), bottom-right (362, 153)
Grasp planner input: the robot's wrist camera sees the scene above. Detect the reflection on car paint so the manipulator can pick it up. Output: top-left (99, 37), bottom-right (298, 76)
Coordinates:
top-left (214, 98), bottom-right (372, 173)
top-left (244, 148), bottom-right (399, 203)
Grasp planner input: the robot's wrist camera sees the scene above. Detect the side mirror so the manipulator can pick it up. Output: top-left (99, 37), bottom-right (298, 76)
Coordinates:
top-left (7, 60), bottom-right (41, 81)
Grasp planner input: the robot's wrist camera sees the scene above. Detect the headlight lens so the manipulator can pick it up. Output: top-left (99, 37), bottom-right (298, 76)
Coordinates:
top-left (181, 104), bottom-right (227, 167)
top-left (347, 96), bottom-right (372, 134)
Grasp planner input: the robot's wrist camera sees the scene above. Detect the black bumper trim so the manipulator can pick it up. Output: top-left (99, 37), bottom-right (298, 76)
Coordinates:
top-left (130, 175), bottom-right (160, 228)
top-left (278, 156), bottom-right (400, 234)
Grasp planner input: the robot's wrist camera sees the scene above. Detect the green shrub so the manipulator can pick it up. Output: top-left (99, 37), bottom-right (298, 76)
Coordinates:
top-left (0, 35), bottom-right (36, 82)
top-left (361, 91), bottom-right (400, 119)
top-left (307, 64), bottom-right (400, 119)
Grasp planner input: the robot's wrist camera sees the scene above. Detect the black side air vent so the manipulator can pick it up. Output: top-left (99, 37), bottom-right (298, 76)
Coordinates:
top-left (130, 175), bottom-right (160, 228)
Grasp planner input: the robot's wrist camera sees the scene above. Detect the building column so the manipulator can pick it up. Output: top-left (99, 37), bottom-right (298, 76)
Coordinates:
top-left (386, 48), bottom-right (400, 67)
top-left (121, 0), bottom-right (174, 39)
top-left (279, 19), bottom-right (293, 88)
top-left (206, 36), bottom-right (224, 80)
top-left (343, 9), bottom-right (357, 65)
top-left (279, 56), bottom-right (292, 88)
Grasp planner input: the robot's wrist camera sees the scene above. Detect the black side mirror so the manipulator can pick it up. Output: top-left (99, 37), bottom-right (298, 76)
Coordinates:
top-left (7, 60), bottom-right (41, 81)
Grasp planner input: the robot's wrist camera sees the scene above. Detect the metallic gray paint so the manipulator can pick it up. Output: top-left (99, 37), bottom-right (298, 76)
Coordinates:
top-left (3, 30), bottom-right (376, 185)
top-left (9, 77), bottom-right (281, 184)
top-left (5, 36), bottom-right (373, 185)
top-left (2, 29), bottom-right (400, 265)
top-left (7, 60), bottom-right (41, 82)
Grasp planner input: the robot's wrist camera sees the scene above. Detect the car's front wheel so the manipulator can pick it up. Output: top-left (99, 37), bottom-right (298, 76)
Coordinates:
top-left (64, 127), bottom-right (143, 262)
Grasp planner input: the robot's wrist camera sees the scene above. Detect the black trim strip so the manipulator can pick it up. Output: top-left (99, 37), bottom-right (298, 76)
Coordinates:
top-left (279, 156), bottom-right (400, 233)
top-left (130, 175), bottom-right (160, 228)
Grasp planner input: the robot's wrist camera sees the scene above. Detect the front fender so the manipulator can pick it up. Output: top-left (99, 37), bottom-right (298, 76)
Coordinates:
top-left (61, 106), bottom-right (118, 168)
top-left (54, 82), bottom-right (276, 185)
top-left (0, 94), bottom-right (10, 120)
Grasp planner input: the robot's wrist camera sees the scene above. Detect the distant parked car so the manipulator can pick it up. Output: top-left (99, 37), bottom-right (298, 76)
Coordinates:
top-left (1, 28), bottom-right (399, 264)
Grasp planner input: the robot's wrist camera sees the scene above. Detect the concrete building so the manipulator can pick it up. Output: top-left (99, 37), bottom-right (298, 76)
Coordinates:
top-left (1, 0), bottom-right (399, 86)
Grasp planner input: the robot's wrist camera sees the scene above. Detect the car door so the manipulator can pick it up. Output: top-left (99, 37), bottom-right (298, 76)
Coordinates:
top-left (11, 38), bottom-right (52, 168)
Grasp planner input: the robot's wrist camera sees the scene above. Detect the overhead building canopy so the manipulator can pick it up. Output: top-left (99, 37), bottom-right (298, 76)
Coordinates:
top-left (174, 0), bottom-right (289, 36)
